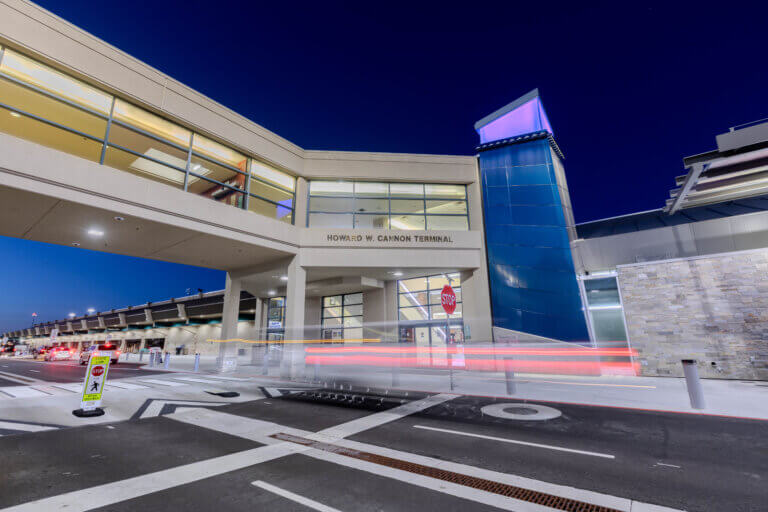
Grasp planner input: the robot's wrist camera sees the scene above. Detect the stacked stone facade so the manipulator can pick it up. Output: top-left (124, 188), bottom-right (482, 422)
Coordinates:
top-left (618, 249), bottom-right (768, 380)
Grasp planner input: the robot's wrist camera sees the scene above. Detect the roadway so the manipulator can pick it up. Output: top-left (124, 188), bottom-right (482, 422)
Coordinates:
top-left (0, 385), bottom-right (765, 511)
top-left (0, 357), bottom-right (168, 385)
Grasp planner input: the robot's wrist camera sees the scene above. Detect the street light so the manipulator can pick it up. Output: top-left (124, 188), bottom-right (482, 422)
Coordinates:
top-left (68, 312), bottom-right (76, 318)
top-left (87, 308), bottom-right (96, 315)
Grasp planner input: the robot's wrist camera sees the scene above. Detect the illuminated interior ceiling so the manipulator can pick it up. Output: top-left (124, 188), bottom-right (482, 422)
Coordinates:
top-left (474, 88), bottom-right (553, 144)
top-left (666, 144), bottom-right (768, 213)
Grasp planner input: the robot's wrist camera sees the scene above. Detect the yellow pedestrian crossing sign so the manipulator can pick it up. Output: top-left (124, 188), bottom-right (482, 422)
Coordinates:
top-left (81, 355), bottom-right (110, 409)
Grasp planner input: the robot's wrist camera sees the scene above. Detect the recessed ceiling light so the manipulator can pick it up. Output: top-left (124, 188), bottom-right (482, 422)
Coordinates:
top-left (71, 242), bottom-right (81, 247)
top-left (87, 229), bottom-right (104, 237)
top-left (113, 216), bottom-right (125, 222)
top-left (9, 111), bottom-right (21, 118)
top-left (280, 275), bottom-right (288, 281)
top-left (389, 271), bottom-right (404, 277)
top-left (268, 290), bottom-right (276, 296)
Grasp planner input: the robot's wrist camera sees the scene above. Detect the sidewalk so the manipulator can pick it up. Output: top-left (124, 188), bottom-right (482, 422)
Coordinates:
top-left (139, 352), bottom-right (768, 421)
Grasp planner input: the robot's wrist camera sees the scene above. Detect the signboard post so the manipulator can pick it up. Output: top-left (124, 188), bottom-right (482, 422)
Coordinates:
top-left (73, 353), bottom-right (110, 417)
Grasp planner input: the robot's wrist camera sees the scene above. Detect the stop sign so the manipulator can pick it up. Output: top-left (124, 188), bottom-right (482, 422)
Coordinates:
top-left (441, 285), bottom-right (457, 315)
top-left (91, 365), bottom-right (104, 377)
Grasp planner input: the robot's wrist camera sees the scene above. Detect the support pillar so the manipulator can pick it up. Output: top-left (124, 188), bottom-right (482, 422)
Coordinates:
top-left (251, 297), bottom-right (264, 365)
top-left (217, 272), bottom-right (242, 373)
top-left (281, 255), bottom-right (306, 378)
top-left (460, 269), bottom-right (493, 343)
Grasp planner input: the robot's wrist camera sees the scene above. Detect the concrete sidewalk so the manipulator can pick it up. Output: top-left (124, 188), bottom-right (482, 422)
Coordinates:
top-left (142, 352), bottom-right (768, 421)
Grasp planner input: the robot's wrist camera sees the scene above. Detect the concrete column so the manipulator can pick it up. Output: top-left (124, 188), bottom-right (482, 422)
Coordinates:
top-left (294, 177), bottom-right (308, 227)
top-left (98, 316), bottom-right (106, 329)
top-left (281, 255), bottom-right (306, 378)
top-left (217, 272), bottom-right (242, 373)
top-left (119, 339), bottom-right (126, 352)
top-left (254, 297), bottom-right (264, 338)
top-left (80, 319), bottom-right (88, 330)
top-left (460, 269), bottom-right (493, 343)
top-left (139, 338), bottom-right (146, 351)
top-left (144, 308), bottom-right (153, 324)
top-left (251, 297), bottom-right (265, 365)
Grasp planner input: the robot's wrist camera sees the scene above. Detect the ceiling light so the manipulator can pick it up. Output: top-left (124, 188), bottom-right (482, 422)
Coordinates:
top-left (113, 216), bottom-right (125, 222)
top-left (68, 313), bottom-right (76, 318)
top-left (87, 229), bottom-right (104, 237)
top-left (389, 271), bottom-right (404, 277)
top-left (9, 111), bottom-right (21, 118)
top-left (71, 242), bottom-right (81, 247)
top-left (280, 275), bottom-right (288, 281)
top-left (268, 290), bottom-right (276, 296)
top-left (87, 308), bottom-right (95, 314)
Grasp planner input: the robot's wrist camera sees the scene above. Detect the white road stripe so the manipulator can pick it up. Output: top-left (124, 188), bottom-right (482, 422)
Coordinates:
top-left (202, 375), bottom-right (250, 381)
top-left (251, 481), bottom-right (342, 512)
top-left (28, 370), bottom-right (40, 373)
top-left (0, 386), bottom-right (51, 398)
top-left (0, 420), bottom-right (57, 433)
top-left (170, 376), bottom-right (222, 384)
top-left (140, 379), bottom-right (186, 387)
top-left (51, 383), bottom-right (83, 393)
top-left (413, 425), bottom-right (615, 459)
top-left (106, 381), bottom-right (149, 390)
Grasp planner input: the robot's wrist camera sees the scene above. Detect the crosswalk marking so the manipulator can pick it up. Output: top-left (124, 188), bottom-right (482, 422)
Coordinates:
top-left (0, 420), bottom-right (57, 433)
top-left (106, 381), bottom-right (149, 390)
top-left (171, 376), bottom-right (222, 384)
top-left (140, 379), bottom-right (186, 387)
top-left (51, 383), bottom-right (83, 393)
top-left (0, 386), bottom-right (51, 398)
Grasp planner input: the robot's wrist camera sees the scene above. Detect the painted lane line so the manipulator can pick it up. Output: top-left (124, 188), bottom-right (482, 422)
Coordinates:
top-left (0, 370), bottom-right (39, 384)
top-left (200, 375), bottom-right (250, 381)
top-left (28, 370), bottom-right (40, 373)
top-left (170, 376), bottom-right (223, 384)
top-left (0, 420), bottom-right (58, 432)
top-left (139, 379), bottom-right (187, 387)
top-left (0, 386), bottom-right (51, 398)
top-left (654, 462), bottom-right (681, 469)
top-left (413, 425), bottom-right (615, 459)
top-left (51, 383), bottom-right (83, 393)
top-left (251, 481), bottom-right (343, 512)
top-left (106, 381), bottom-right (149, 390)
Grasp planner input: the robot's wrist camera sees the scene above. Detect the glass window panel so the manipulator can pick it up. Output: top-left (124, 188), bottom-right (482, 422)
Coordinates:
top-left (426, 215), bottom-right (469, 231)
top-left (108, 123), bottom-right (188, 170)
top-left (0, 104), bottom-right (103, 162)
top-left (343, 293), bottom-right (363, 305)
top-left (190, 176), bottom-right (245, 208)
top-left (103, 145), bottom-right (185, 189)
top-left (447, 272), bottom-right (461, 282)
top-left (323, 296), bottom-right (342, 307)
top-left (390, 215), bottom-right (425, 230)
top-left (343, 328), bottom-right (363, 340)
top-left (425, 184), bottom-right (466, 199)
top-left (309, 197), bottom-right (355, 212)
top-left (113, 100), bottom-right (190, 147)
top-left (192, 133), bottom-right (247, 172)
top-left (399, 292), bottom-right (427, 307)
top-left (389, 183), bottom-right (424, 197)
top-left (590, 309), bottom-right (627, 342)
top-left (390, 199), bottom-right (424, 214)
top-left (0, 50), bottom-right (112, 114)
top-left (399, 278), bottom-right (427, 293)
top-left (250, 160), bottom-right (295, 191)
top-left (585, 277), bottom-right (621, 307)
top-left (309, 181), bottom-right (353, 196)
top-left (0, 78), bottom-right (107, 138)
top-left (190, 155), bottom-right (245, 190)
top-left (425, 199), bottom-right (467, 215)
top-left (308, 213), bottom-right (353, 228)
top-left (399, 306), bottom-right (429, 322)
top-left (250, 180), bottom-right (294, 206)
top-left (322, 317), bottom-right (342, 328)
top-left (432, 303), bottom-right (463, 320)
top-left (323, 307), bottom-right (342, 319)
top-left (355, 198), bottom-right (388, 213)
top-left (354, 214), bottom-right (389, 230)
top-left (269, 297), bottom-right (285, 308)
top-left (428, 275), bottom-right (454, 290)
top-left (343, 316), bottom-right (362, 328)
top-left (248, 195), bottom-right (293, 223)
top-left (354, 182), bottom-right (388, 197)
top-left (343, 304), bottom-right (363, 317)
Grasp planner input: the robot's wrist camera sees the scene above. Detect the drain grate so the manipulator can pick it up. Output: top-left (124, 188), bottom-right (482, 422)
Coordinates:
top-left (270, 432), bottom-right (621, 512)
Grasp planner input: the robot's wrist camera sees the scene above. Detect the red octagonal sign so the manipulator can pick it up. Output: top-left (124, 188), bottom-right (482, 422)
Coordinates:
top-left (91, 366), bottom-right (105, 377)
top-left (441, 285), bottom-right (457, 315)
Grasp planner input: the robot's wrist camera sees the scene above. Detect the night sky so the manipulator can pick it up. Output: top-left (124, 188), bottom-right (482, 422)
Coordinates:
top-left (2, 1), bottom-right (766, 331)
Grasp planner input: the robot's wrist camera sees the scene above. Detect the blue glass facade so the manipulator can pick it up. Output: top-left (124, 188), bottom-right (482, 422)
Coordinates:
top-left (478, 136), bottom-right (589, 341)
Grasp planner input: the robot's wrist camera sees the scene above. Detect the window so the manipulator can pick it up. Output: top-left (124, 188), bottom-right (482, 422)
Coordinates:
top-left (0, 46), bottom-right (296, 223)
top-left (322, 293), bottom-right (364, 340)
top-left (398, 273), bottom-right (462, 322)
top-left (579, 275), bottom-right (628, 343)
top-left (266, 297), bottom-right (285, 340)
top-left (308, 180), bottom-right (469, 231)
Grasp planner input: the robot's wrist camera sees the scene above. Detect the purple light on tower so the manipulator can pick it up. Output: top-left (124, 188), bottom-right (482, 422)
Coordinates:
top-left (475, 89), bottom-right (553, 144)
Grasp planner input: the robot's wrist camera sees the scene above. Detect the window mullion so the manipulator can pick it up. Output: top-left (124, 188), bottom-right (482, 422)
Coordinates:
top-left (184, 133), bottom-right (194, 192)
top-left (244, 159), bottom-right (252, 211)
top-left (99, 96), bottom-right (116, 165)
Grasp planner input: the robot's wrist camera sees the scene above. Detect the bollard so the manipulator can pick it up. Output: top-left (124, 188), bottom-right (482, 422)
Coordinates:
top-left (193, 353), bottom-right (200, 372)
top-left (391, 350), bottom-right (400, 387)
top-left (262, 343), bottom-right (270, 376)
top-left (681, 359), bottom-right (705, 409)
top-left (448, 352), bottom-right (455, 391)
top-left (139, 351), bottom-right (143, 362)
top-left (148, 352), bottom-right (154, 367)
top-left (504, 357), bottom-right (515, 395)
top-left (164, 352), bottom-right (170, 369)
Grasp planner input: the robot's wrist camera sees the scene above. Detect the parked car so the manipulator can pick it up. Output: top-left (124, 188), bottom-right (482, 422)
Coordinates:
top-left (79, 344), bottom-right (120, 365)
top-left (45, 346), bottom-right (74, 361)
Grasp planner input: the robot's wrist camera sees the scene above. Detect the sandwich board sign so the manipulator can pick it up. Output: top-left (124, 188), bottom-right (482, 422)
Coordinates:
top-left (81, 354), bottom-right (110, 411)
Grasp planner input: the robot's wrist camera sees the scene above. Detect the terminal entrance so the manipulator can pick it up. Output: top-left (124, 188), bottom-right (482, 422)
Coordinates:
top-left (399, 321), bottom-right (463, 366)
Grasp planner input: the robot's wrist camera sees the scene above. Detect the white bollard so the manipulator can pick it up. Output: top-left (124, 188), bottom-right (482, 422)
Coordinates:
top-left (193, 353), bottom-right (200, 372)
top-left (681, 359), bottom-right (705, 409)
top-left (164, 352), bottom-right (170, 370)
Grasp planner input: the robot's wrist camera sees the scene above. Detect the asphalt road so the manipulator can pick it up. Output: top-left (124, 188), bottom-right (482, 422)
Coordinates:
top-left (0, 387), bottom-right (765, 512)
top-left (0, 358), bottom-right (168, 384)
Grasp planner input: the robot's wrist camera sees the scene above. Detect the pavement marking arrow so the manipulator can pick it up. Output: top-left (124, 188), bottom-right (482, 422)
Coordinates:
top-left (259, 387), bottom-right (315, 398)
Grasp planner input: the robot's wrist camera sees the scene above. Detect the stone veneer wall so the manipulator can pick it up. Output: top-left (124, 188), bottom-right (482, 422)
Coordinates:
top-left (618, 249), bottom-right (768, 380)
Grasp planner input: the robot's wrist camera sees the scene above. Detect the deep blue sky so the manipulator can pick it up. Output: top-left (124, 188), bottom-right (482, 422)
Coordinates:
top-left (3, 1), bottom-right (766, 331)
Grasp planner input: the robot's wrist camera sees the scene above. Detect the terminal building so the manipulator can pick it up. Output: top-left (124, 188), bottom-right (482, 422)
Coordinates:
top-left (1, 0), bottom-right (766, 380)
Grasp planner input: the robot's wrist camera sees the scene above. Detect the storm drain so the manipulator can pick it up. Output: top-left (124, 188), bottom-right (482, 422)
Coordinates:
top-left (270, 432), bottom-right (620, 512)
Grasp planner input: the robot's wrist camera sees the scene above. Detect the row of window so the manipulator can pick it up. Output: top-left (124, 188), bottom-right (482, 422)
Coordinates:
top-left (398, 273), bottom-right (463, 321)
top-left (321, 293), bottom-right (364, 340)
top-left (308, 181), bottom-right (470, 231)
top-left (0, 46), bottom-right (296, 223)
